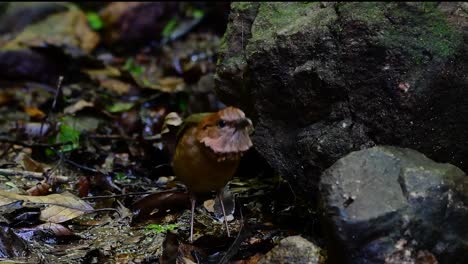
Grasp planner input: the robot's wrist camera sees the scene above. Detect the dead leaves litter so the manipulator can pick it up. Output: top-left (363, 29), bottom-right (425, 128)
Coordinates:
top-left (0, 190), bottom-right (93, 223)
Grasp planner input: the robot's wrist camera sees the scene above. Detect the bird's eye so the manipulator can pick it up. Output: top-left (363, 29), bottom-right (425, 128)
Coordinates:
top-left (218, 120), bottom-right (226, 128)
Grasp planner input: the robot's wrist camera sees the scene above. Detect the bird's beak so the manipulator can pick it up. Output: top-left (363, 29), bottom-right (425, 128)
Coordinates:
top-left (236, 118), bottom-right (253, 133)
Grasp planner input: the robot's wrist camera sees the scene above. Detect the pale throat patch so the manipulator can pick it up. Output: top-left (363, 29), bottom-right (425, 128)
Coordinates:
top-left (199, 128), bottom-right (253, 161)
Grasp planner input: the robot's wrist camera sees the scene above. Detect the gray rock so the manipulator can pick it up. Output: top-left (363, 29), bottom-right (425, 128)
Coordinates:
top-left (215, 2), bottom-right (468, 203)
top-left (258, 235), bottom-right (322, 264)
top-left (320, 146), bottom-right (468, 263)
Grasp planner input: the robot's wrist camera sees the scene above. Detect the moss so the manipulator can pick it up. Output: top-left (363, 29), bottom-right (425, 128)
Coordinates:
top-left (232, 2), bottom-right (255, 11)
top-left (380, 4), bottom-right (462, 63)
top-left (338, 2), bottom-right (387, 25)
top-left (248, 2), bottom-right (335, 54)
top-left (338, 2), bottom-right (462, 64)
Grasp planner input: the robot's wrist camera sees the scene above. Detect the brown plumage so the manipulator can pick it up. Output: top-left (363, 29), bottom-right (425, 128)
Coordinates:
top-left (172, 106), bottom-right (253, 243)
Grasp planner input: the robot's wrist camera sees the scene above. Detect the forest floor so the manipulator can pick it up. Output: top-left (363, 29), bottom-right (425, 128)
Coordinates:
top-left (0, 3), bottom-right (318, 263)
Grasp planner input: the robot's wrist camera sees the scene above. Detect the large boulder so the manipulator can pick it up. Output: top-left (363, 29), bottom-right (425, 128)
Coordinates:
top-left (215, 2), bottom-right (468, 200)
top-left (320, 146), bottom-right (468, 263)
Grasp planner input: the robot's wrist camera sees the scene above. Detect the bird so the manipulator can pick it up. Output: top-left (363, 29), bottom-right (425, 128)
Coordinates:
top-left (172, 106), bottom-right (254, 243)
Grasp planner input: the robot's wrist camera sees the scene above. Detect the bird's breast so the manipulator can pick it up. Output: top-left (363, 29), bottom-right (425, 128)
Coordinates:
top-left (173, 126), bottom-right (240, 194)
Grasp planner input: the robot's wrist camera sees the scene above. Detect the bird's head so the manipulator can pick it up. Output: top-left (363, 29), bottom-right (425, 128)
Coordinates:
top-left (196, 106), bottom-right (253, 161)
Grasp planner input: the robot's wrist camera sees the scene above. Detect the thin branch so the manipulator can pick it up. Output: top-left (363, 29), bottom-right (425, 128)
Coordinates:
top-left (81, 191), bottom-right (155, 200)
top-left (0, 168), bottom-right (69, 183)
top-left (0, 137), bottom-right (72, 149)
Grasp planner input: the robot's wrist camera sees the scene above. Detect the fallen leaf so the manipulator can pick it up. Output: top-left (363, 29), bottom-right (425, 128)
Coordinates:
top-left (24, 107), bottom-right (46, 119)
top-left (130, 191), bottom-right (189, 224)
top-left (84, 66), bottom-right (121, 79)
top-left (2, 9), bottom-right (100, 54)
top-left (86, 12), bottom-right (104, 31)
top-left (26, 181), bottom-right (51, 196)
top-left (0, 190), bottom-right (93, 223)
top-left (77, 176), bottom-right (90, 198)
top-left (203, 199), bottom-right (215, 213)
top-left (161, 112), bottom-right (183, 134)
top-left (107, 102), bottom-right (135, 113)
top-left (0, 92), bottom-right (13, 106)
top-left (156, 77), bottom-right (185, 93)
top-left (34, 222), bottom-right (74, 237)
top-left (15, 153), bottom-right (47, 173)
top-left (100, 79), bottom-right (131, 95)
top-left (64, 100), bottom-right (94, 114)
top-left (233, 253), bottom-right (264, 264)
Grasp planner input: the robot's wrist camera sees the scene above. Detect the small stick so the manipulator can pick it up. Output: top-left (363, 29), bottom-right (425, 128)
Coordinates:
top-left (0, 168), bottom-right (69, 183)
top-left (81, 191), bottom-right (157, 200)
top-left (0, 137), bottom-right (72, 148)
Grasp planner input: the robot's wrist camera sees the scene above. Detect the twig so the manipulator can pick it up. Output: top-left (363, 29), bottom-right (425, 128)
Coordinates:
top-left (0, 137), bottom-right (72, 149)
top-left (87, 134), bottom-right (135, 141)
top-left (0, 168), bottom-right (69, 183)
top-left (81, 191), bottom-right (156, 200)
top-left (88, 208), bottom-right (122, 218)
top-left (52, 76), bottom-right (64, 111)
top-left (63, 156), bottom-right (100, 174)
top-left (40, 76), bottom-right (63, 137)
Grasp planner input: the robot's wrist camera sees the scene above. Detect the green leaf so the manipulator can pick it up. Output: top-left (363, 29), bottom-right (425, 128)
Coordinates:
top-left (145, 223), bottom-right (178, 234)
top-left (123, 58), bottom-right (144, 76)
top-left (87, 12), bottom-right (104, 31)
top-left (5, 182), bottom-right (17, 189)
top-left (115, 172), bottom-right (127, 181)
top-left (57, 123), bottom-right (81, 152)
top-left (192, 9), bottom-right (205, 19)
top-left (162, 18), bottom-right (178, 38)
top-left (107, 102), bottom-right (135, 113)
top-left (178, 98), bottom-right (188, 112)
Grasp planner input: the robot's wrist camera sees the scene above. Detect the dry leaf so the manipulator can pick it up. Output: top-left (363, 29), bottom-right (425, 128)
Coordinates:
top-left (64, 100), bottom-right (94, 114)
top-left (203, 199), bottom-right (215, 213)
top-left (34, 222), bottom-right (74, 237)
top-left (84, 66), bottom-right (121, 79)
top-left (27, 181), bottom-right (51, 196)
top-left (157, 77), bottom-right (185, 93)
top-left (24, 107), bottom-right (46, 119)
top-left (0, 92), bottom-right (13, 106)
top-left (233, 253), bottom-right (264, 264)
top-left (15, 153), bottom-right (47, 173)
top-left (161, 112), bottom-right (183, 134)
top-left (2, 9), bottom-right (100, 54)
top-left (0, 190), bottom-right (93, 223)
top-left (100, 79), bottom-right (131, 95)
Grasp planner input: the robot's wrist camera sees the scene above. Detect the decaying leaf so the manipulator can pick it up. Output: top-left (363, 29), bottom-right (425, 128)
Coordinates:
top-left (24, 106), bottom-right (46, 119)
top-left (130, 191), bottom-right (189, 224)
top-left (100, 79), bottom-right (131, 95)
top-left (161, 112), bottom-right (183, 134)
top-left (26, 181), bottom-right (51, 196)
top-left (0, 190), bottom-right (93, 223)
top-left (33, 222), bottom-right (74, 237)
top-left (14, 153), bottom-right (47, 173)
top-left (64, 99), bottom-right (94, 114)
top-left (150, 77), bottom-right (185, 93)
top-left (2, 9), bottom-right (100, 54)
top-left (83, 65), bottom-right (132, 95)
top-left (0, 91), bottom-right (13, 106)
top-left (107, 101), bottom-right (135, 113)
top-left (203, 199), bottom-right (215, 213)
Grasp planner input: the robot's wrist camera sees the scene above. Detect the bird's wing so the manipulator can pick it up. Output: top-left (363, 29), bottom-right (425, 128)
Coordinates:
top-left (175, 112), bottom-right (212, 144)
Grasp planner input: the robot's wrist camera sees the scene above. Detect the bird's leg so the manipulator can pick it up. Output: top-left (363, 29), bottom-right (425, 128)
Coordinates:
top-left (189, 193), bottom-right (196, 243)
top-left (217, 190), bottom-right (231, 238)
